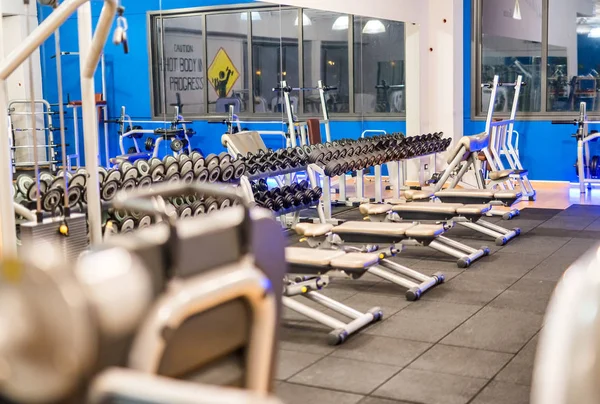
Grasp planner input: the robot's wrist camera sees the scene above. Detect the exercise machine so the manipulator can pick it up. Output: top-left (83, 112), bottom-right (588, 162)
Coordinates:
top-left (0, 182), bottom-right (286, 403)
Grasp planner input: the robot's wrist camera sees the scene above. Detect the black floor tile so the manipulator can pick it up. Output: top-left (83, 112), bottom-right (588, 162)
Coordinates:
top-left (421, 272), bottom-right (514, 306)
top-left (373, 368), bottom-right (488, 404)
top-left (500, 234), bottom-right (571, 256)
top-left (366, 301), bottom-right (480, 343)
top-left (409, 344), bottom-right (512, 379)
top-left (276, 350), bottom-right (324, 380)
top-left (470, 381), bottom-right (530, 404)
top-left (552, 237), bottom-right (599, 257)
top-left (279, 326), bottom-right (338, 355)
top-left (495, 334), bottom-right (539, 386)
top-left (489, 279), bottom-right (557, 315)
top-left (289, 356), bottom-right (401, 395)
top-left (524, 252), bottom-right (579, 281)
top-left (537, 215), bottom-right (596, 231)
top-left (441, 307), bottom-right (543, 353)
top-left (465, 252), bottom-right (545, 278)
top-left (342, 292), bottom-right (413, 317)
top-left (358, 397), bottom-right (414, 404)
top-left (276, 382), bottom-right (364, 404)
top-left (331, 334), bottom-right (431, 367)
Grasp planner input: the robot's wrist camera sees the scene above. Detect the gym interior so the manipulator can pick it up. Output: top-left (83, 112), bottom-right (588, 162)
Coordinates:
top-left (0, 0), bottom-right (598, 403)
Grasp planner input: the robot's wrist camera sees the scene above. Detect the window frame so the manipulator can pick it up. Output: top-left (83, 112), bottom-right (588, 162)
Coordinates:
top-left (148, 4), bottom-right (407, 120)
top-left (472, 0), bottom-right (589, 120)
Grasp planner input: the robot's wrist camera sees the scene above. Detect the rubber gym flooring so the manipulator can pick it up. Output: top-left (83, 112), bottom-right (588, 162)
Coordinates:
top-left (276, 204), bottom-right (600, 404)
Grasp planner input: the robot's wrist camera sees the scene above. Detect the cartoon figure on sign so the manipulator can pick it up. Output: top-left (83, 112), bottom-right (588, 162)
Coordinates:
top-left (207, 48), bottom-right (240, 98)
top-left (212, 67), bottom-right (233, 98)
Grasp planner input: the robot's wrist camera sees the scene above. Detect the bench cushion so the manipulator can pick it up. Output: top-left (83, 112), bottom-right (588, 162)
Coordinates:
top-left (359, 203), bottom-right (393, 215)
top-left (405, 224), bottom-right (446, 238)
top-left (489, 169), bottom-right (514, 180)
top-left (294, 223), bottom-right (334, 237)
top-left (435, 189), bottom-right (495, 199)
top-left (333, 221), bottom-right (415, 236)
top-left (493, 190), bottom-right (522, 199)
top-left (330, 252), bottom-right (380, 269)
top-left (392, 202), bottom-right (463, 215)
top-left (285, 247), bottom-right (345, 267)
top-left (456, 204), bottom-right (492, 216)
top-left (403, 190), bottom-right (434, 201)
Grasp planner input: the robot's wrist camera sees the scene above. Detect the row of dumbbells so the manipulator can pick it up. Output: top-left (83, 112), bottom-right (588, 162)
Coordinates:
top-left (104, 194), bottom-right (239, 234)
top-left (251, 179), bottom-right (322, 213)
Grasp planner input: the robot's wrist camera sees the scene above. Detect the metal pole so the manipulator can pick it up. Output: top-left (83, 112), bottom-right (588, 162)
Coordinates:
top-left (54, 18), bottom-right (70, 214)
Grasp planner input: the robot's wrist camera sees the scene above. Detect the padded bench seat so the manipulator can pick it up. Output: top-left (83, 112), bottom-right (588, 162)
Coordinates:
top-left (489, 169), bottom-right (514, 181)
top-left (285, 247), bottom-right (380, 275)
top-left (333, 221), bottom-right (417, 237)
top-left (360, 202), bottom-right (491, 221)
top-left (435, 188), bottom-right (522, 206)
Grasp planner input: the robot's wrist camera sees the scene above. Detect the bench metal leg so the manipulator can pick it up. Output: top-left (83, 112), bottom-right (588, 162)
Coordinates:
top-left (282, 292), bottom-right (382, 345)
top-left (475, 219), bottom-right (520, 245)
top-left (369, 261), bottom-right (445, 301)
top-left (429, 237), bottom-right (489, 268)
top-left (457, 221), bottom-right (504, 241)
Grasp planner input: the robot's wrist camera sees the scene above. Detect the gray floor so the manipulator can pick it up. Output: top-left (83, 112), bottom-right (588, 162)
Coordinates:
top-left (275, 205), bottom-right (600, 404)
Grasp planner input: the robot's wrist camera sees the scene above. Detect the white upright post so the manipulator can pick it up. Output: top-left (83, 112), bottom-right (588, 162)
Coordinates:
top-left (78, 3), bottom-right (102, 245)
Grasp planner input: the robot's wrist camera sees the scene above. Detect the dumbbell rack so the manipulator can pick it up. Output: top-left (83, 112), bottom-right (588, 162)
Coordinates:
top-left (238, 164), bottom-right (326, 227)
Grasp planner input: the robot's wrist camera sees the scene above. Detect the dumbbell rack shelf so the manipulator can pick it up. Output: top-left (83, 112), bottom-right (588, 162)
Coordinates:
top-left (245, 165), bottom-right (308, 182)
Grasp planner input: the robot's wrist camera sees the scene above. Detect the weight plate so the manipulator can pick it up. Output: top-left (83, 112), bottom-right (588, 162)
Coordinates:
top-left (39, 172), bottom-right (55, 187)
top-left (592, 155), bottom-right (600, 178)
top-left (163, 155), bottom-right (177, 166)
top-left (120, 218), bottom-right (136, 233)
top-left (168, 173), bottom-right (181, 184)
top-left (178, 206), bottom-right (192, 219)
top-left (165, 162), bottom-right (180, 179)
top-left (70, 173), bottom-right (86, 188)
top-left (134, 160), bottom-right (151, 177)
top-left (49, 176), bottom-right (65, 190)
top-left (123, 167), bottom-right (139, 182)
top-left (121, 178), bottom-right (137, 192)
top-left (138, 216), bottom-right (152, 228)
top-left (218, 152), bottom-right (232, 165)
top-left (172, 196), bottom-right (185, 207)
top-left (137, 175), bottom-right (152, 189)
top-left (27, 180), bottom-right (47, 202)
top-left (119, 161), bottom-right (133, 174)
top-left (67, 185), bottom-right (83, 207)
top-left (112, 209), bottom-right (129, 222)
top-left (180, 160), bottom-right (193, 175)
top-left (233, 162), bottom-right (246, 180)
top-left (16, 175), bottom-right (33, 196)
top-left (130, 209), bottom-right (143, 220)
top-left (196, 168), bottom-right (209, 182)
top-left (204, 198), bottom-right (219, 213)
top-left (218, 198), bottom-right (231, 210)
top-left (189, 151), bottom-right (202, 163)
top-left (181, 170), bottom-right (194, 184)
top-left (149, 157), bottom-right (161, 169)
top-left (170, 138), bottom-right (184, 152)
top-left (220, 164), bottom-right (235, 182)
top-left (42, 188), bottom-right (62, 212)
top-left (207, 166), bottom-right (221, 183)
top-left (191, 201), bottom-right (205, 216)
top-left (106, 169), bottom-right (122, 184)
top-left (76, 167), bottom-right (88, 176)
top-left (205, 154), bottom-right (219, 170)
top-left (151, 164), bottom-right (165, 182)
top-left (193, 157), bottom-right (205, 176)
top-left (101, 180), bottom-right (119, 201)
top-left (178, 153), bottom-right (191, 164)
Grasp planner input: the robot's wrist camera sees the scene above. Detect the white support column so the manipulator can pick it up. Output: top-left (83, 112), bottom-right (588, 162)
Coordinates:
top-left (427, 0), bottom-right (463, 177)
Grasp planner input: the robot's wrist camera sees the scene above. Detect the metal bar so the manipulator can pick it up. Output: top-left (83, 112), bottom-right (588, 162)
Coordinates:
top-left (541, 0), bottom-right (548, 113)
top-left (457, 221), bottom-right (503, 239)
top-left (367, 265), bottom-right (416, 289)
top-left (374, 165), bottom-right (382, 202)
top-left (305, 291), bottom-right (362, 319)
top-left (282, 296), bottom-right (347, 330)
top-left (380, 260), bottom-right (432, 283)
top-left (438, 235), bottom-right (479, 254)
top-left (73, 107), bottom-right (80, 167)
top-left (428, 239), bottom-right (466, 260)
top-left (298, 8), bottom-right (304, 115)
top-left (247, 12), bottom-right (254, 113)
top-left (348, 14), bottom-right (354, 114)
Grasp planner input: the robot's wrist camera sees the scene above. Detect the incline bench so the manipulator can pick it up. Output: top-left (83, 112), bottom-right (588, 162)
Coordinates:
top-left (294, 221), bottom-right (490, 268)
top-left (360, 201), bottom-right (521, 246)
top-left (284, 246), bottom-right (445, 344)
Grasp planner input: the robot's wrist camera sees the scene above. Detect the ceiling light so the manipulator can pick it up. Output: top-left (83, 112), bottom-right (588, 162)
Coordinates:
top-left (362, 20), bottom-right (386, 34)
top-left (589, 27), bottom-right (600, 38)
top-left (294, 12), bottom-right (312, 26)
top-left (240, 12), bottom-right (261, 21)
top-left (332, 15), bottom-right (349, 31)
top-left (513, 0), bottom-right (522, 20)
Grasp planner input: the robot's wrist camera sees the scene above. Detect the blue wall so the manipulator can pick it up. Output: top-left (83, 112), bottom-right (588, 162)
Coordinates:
top-left (38, 0), bottom-right (405, 166)
top-left (462, 0), bottom-right (579, 182)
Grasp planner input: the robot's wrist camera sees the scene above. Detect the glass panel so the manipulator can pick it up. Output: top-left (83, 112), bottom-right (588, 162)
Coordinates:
top-left (480, 0), bottom-right (542, 113)
top-left (353, 17), bottom-right (406, 114)
top-left (302, 10), bottom-right (350, 113)
top-left (153, 15), bottom-right (205, 117)
top-left (252, 9), bottom-right (299, 114)
top-left (547, 0), bottom-right (599, 112)
top-left (206, 12), bottom-right (249, 113)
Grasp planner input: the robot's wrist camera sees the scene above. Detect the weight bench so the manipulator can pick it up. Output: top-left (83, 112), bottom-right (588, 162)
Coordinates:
top-left (360, 201), bottom-right (521, 246)
top-left (404, 188), bottom-right (522, 220)
top-left (295, 221), bottom-right (489, 268)
top-left (283, 248), bottom-right (382, 345)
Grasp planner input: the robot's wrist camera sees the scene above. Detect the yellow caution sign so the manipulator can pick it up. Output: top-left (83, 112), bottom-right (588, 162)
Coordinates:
top-left (207, 48), bottom-right (240, 98)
